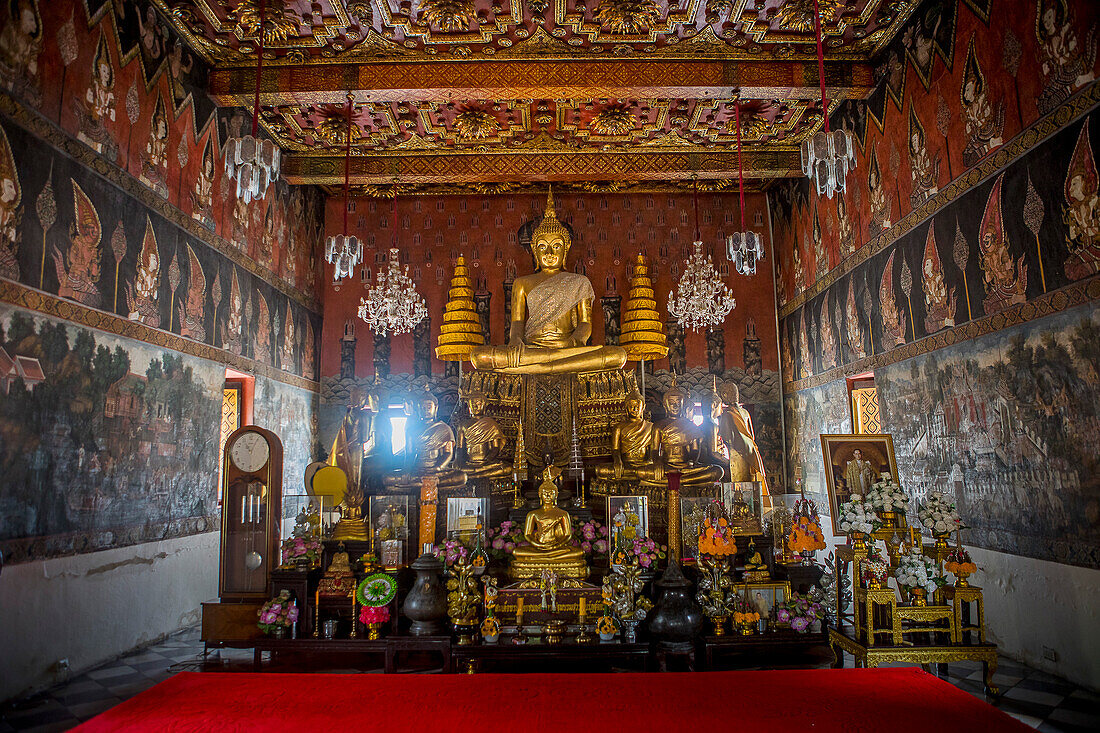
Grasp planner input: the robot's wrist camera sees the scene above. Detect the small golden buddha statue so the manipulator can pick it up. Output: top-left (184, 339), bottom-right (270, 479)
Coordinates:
top-left (510, 466), bottom-right (587, 580)
top-left (318, 542), bottom-right (357, 597)
top-left (594, 388), bottom-right (662, 483)
top-left (384, 388), bottom-right (467, 490)
top-left (642, 383), bottom-right (723, 490)
top-left (711, 381), bottom-right (768, 490)
top-left (454, 390), bottom-right (512, 480)
top-left (469, 189), bottom-right (627, 375)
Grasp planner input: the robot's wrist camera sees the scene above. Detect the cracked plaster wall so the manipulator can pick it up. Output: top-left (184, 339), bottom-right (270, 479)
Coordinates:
top-left (0, 532), bottom-right (217, 702)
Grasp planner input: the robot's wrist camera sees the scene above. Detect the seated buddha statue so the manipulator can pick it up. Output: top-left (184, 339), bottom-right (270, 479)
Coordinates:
top-left (383, 388), bottom-right (467, 491)
top-left (594, 388), bottom-right (662, 484)
top-left (454, 390), bottom-right (512, 480)
top-left (642, 383), bottom-right (724, 490)
top-left (711, 381), bottom-right (768, 490)
top-left (469, 189), bottom-right (627, 375)
top-left (510, 465), bottom-right (587, 580)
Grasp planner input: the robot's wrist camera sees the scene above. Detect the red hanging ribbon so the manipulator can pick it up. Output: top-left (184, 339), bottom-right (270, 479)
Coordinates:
top-left (735, 102), bottom-right (746, 234)
top-left (251, 0), bottom-right (265, 137)
top-left (343, 97), bottom-right (352, 234)
top-left (391, 174), bottom-right (399, 251)
top-left (692, 177), bottom-right (700, 242)
top-left (812, 0), bottom-right (829, 133)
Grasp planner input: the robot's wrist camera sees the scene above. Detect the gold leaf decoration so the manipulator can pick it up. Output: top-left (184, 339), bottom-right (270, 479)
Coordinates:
top-left (592, 105), bottom-right (636, 136)
top-left (235, 0), bottom-right (301, 47)
top-left (454, 108), bottom-right (499, 140)
top-left (317, 114), bottom-right (362, 147)
top-left (772, 0), bottom-right (843, 33)
top-left (595, 0), bottom-right (663, 35)
top-left (417, 0), bottom-right (475, 33)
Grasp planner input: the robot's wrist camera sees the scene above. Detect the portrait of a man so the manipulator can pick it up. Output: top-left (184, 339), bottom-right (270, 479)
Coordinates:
top-left (820, 434), bottom-right (899, 535)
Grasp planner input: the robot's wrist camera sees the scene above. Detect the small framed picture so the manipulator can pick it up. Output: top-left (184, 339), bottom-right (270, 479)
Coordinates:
top-left (721, 481), bottom-right (764, 535)
top-left (370, 496), bottom-right (410, 568)
top-left (607, 495), bottom-right (648, 566)
top-left (446, 497), bottom-right (488, 543)
top-left (820, 434), bottom-right (899, 535)
top-left (737, 581), bottom-right (791, 624)
top-left (679, 496), bottom-right (714, 564)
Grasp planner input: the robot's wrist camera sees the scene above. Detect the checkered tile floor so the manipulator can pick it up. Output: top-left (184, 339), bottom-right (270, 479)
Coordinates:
top-left (2, 627), bottom-right (1097, 731)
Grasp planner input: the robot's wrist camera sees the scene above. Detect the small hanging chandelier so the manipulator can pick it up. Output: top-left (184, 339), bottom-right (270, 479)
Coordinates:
top-left (727, 100), bottom-right (765, 275)
top-left (799, 0), bottom-right (855, 199)
top-left (224, 0), bottom-right (281, 203)
top-left (325, 95), bottom-right (362, 287)
top-left (668, 179), bottom-right (737, 332)
top-left (357, 180), bottom-right (428, 336)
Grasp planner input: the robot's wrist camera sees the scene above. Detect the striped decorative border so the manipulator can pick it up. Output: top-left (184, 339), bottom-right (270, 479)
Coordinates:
top-left (0, 278), bottom-right (320, 392)
top-left (784, 274), bottom-right (1100, 392)
top-left (777, 80), bottom-right (1100, 319)
top-left (0, 90), bottom-right (321, 314)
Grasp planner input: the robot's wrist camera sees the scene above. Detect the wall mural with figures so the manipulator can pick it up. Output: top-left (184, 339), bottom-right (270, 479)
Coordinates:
top-left (0, 0), bottom-right (325, 303)
top-left (778, 0), bottom-right (1100, 570)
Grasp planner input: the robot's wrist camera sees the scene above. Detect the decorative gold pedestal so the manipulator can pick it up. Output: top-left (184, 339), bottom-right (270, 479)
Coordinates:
top-left (941, 585), bottom-right (986, 643)
top-left (854, 587), bottom-right (900, 646)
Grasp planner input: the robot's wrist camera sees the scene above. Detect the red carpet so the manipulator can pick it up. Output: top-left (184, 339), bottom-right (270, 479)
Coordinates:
top-left (77, 669), bottom-right (1028, 732)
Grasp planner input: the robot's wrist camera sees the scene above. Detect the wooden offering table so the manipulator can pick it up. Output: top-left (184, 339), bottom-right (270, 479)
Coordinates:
top-left (453, 640), bottom-right (650, 674)
top-left (702, 629), bottom-right (829, 670)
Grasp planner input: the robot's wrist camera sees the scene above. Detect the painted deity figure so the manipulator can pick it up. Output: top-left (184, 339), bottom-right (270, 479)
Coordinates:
top-left (178, 245), bottom-right (206, 341)
top-left (1036, 0), bottom-right (1097, 115)
top-left (454, 390), bottom-right (512, 480)
top-left (818, 296), bottom-right (837, 371)
top-left (921, 226), bottom-right (956, 332)
top-left (979, 175), bottom-right (1027, 313)
top-left (846, 282), bottom-right (867, 361)
top-left (836, 195), bottom-right (856, 257)
top-left (811, 207), bottom-right (828, 280)
top-left (961, 41), bottom-right (1005, 168)
top-left (879, 251), bottom-right (906, 347)
top-left (141, 101), bottom-right (170, 195)
top-left (383, 388), bottom-right (467, 491)
top-left (191, 140), bottom-right (216, 228)
top-left (253, 292), bottom-right (271, 363)
top-left (868, 150), bottom-right (892, 235)
top-left (1063, 122), bottom-right (1100, 279)
top-left (642, 382), bottom-right (723, 491)
top-left (0, 0), bottom-right (43, 105)
top-left (53, 182), bottom-right (102, 307)
top-left (280, 310), bottom-right (296, 372)
top-left (470, 189), bottom-right (627, 375)
top-left (844, 449), bottom-right (875, 495)
top-left (908, 109), bottom-right (940, 205)
top-left (798, 312), bottom-right (813, 379)
top-left (232, 197), bottom-right (249, 249)
top-left (792, 240), bottom-right (805, 293)
top-left (0, 125), bottom-right (22, 280)
top-left (302, 319), bottom-right (316, 378)
top-left (127, 217), bottom-right (161, 327)
top-left (224, 269), bottom-right (244, 354)
top-left (595, 388), bottom-right (660, 484)
top-left (76, 36), bottom-right (117, 157)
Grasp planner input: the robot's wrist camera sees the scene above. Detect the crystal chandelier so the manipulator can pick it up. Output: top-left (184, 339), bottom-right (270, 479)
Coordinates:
top-left (799, 0), bottom-right (855, 199)
top-left (325, 95), bottom-right (361, 286)
top-left (727, 101), bottom-right (765, 275)
top-left (358, 182), bottom-right (428, 336)
top-left (668, 179), bottom-right (736, 332)
top-left (224, 0), bottom-right (280, 203)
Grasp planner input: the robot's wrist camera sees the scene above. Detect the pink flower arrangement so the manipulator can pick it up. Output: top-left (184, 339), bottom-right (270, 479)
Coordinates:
top-left (359, 604), bottom-right (391, 625)
top-left (257, 590), bottom-right (300, 633)
top-left (573, 520), bottom-right (610, 558)
top-left (281, 535), bottom-right (322, 566)
top-left (612, 536), bottom-right (667, 568)
top-left (486, 520), bottom-right (527, 560)
top-left (777, 592), bottom-right (824, 634)
top-left (432, 538), bottom-right (470, 566)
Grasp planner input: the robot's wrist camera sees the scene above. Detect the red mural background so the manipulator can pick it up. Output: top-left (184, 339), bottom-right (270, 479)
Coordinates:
top-left (319, 190), bottom-right (777, 379)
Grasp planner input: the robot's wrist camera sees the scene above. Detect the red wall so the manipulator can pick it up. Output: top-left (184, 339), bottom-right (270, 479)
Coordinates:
top-left (320, 190), bottom-right (777, 378)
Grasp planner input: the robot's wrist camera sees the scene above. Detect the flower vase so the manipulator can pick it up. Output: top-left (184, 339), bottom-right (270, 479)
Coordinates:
top-left (366, 622), bottom-right (383, 640)
top-left (849, 532), bottom-right (870, 554)
top-left (954, 569), bottom-right (972, 588)
top-left (294, 557), bottom-right (311, 571)
top-left (712, 615), bottom-right (728, 636)
top-left (738, 621), bottom-right (755, 636)
top-left (621, 619), bottom-right (640, 644)
top-left (907, 587), bottom-right (928, 607)
top-left (933, 532), bottom-right (951, 551)
top-left (272, 625), bottom-right (287, 639)
top-left (800, 550), bottom-right (815, 566)
top-left (599, 631), bottom-right (616, 642)
top-left (878, 510), bottom-right (899, 529)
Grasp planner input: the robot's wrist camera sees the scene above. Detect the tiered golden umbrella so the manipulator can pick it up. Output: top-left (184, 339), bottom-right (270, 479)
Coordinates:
top-left (619, 253), bottom-right (668, 397)
top-left (435, 255), bottom-right (484, 371)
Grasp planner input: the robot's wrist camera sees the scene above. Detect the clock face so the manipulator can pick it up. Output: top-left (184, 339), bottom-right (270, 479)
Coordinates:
top-left (230, 431), bottom-right (270, 473)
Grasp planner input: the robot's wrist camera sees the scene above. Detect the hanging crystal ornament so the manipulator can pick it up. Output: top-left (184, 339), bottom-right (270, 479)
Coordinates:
top-left (224, 0), bottom-right (280, 204)
top-left (668, 179), bottom-right (737, 332)
top-left (799, 0), bottom-right (855, 199)
top-left (325, 95), bottom-right (361, 288)
top-left (357, 181), bottom-right (428, 336)
top-left (727, 101), bottom-right (765, 275)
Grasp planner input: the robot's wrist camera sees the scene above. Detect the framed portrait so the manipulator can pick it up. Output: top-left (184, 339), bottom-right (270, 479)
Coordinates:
top-left (370, 496), bottom-right (410, 568)
top-left (737, 581), bottom-right (792, 624)
top-left (819, 434), bottom-right (899, 535)
top-left (446, 497), bottom-right (488, 543)
top-left (608, 496), bottom-right (648, 566)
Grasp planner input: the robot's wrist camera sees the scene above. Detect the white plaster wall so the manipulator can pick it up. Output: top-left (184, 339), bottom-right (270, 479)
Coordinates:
top-left (0, 531), bottom-right (218, 703)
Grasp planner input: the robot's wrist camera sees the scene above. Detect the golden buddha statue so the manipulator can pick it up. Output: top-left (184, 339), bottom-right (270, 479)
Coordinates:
top-left (594, 388), bottom-right (661, 483)
top-left (454, 390), bottom-right (512, 480)
top-left (510, 465), bottom-right (587, 580)
top-left (383, 388), bottom-right (467, 491)
top-left (711, 381), bottom-right (768, 489)
top-left (469, 189), bottom-right (627, 375)
top-left (643, 383), bottom-right (724, 490)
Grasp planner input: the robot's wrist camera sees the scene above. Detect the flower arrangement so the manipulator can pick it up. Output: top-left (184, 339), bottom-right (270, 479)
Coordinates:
top-left (257, 590), bottom-right (299, 633)
top-left (574, 519), bottom-right (610, 558)
top-left (866, 474), bottom-right (909, 514)
top-left (280, 535), bottom-right (323, 567)
top-left (944, 547), bottom-right (977, 577)
top-left (787, 499), bottom-right (826, 554)
top-left (859, 552), bottom-right (890, 589)
top-left (918, 491), bottom-right (962, 535)
top-left (777, 592), bottom-right (825, 633)
top-left (894, 550), bottom-right (940, 597)
top-left (433, 538), bottom-right (470, 566)
top-left (595, 615), bottom-right (618, 636)
top-left (486, 520), bottom-right (525, 560)
top-left (697, 501), bottom-right (737, 557)
top-left (480, 615), bottom-right (501, 639)
top-left (836, 494), bottom-right (881, 536)
top-left (358, 604), bottom-right (390, 626)
top-left (611, 536), bottom-right (667, 569)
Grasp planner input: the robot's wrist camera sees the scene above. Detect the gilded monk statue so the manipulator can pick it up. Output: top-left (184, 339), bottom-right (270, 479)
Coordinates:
top-left (643, 382), bottom-right (724, 490)
top-left (454, 390), bottom-right (512, 480)
top-left (470, 189), bottom-right (627, 375)
top-left (594, 388), bottom-right (662, 484)
top-left (711, 381), bottom-right (768, 489)
top-left (384, 387), bottom-right (467, 491)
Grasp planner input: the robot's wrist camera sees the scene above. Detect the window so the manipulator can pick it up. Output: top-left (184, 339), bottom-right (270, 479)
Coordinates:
top-left (218, 370), bottom-right (253, 504)
top-left (848, 374), bottom-right (881, 434)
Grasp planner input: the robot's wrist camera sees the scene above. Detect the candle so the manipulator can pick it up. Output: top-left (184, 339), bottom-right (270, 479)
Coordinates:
top-left (516, 596), bottom-right (524, 623)
top-left (579, 596), bottom-right (586, 619)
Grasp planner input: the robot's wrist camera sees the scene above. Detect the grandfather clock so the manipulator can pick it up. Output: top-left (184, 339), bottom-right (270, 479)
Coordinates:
top-left (219, 425), bottom-right (283, 602)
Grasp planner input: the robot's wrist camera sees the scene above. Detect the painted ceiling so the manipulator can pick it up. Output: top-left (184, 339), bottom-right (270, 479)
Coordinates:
top-left (157, 0), bottom-right (919, 189)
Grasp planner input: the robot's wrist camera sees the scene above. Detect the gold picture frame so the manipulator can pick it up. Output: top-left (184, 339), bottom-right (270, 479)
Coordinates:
top-left (819, 433), bottom-right (899, 535)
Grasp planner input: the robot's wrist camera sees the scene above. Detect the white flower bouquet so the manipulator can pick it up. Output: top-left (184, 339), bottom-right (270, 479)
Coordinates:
top-left (837, 494), bottom-right (881, 535)
top-left (866, 473), bottom-right (909, 513)
top-left (894, 550), bottom-right (939, 597)
top-left (918, 491), bottom-right (961, 535)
